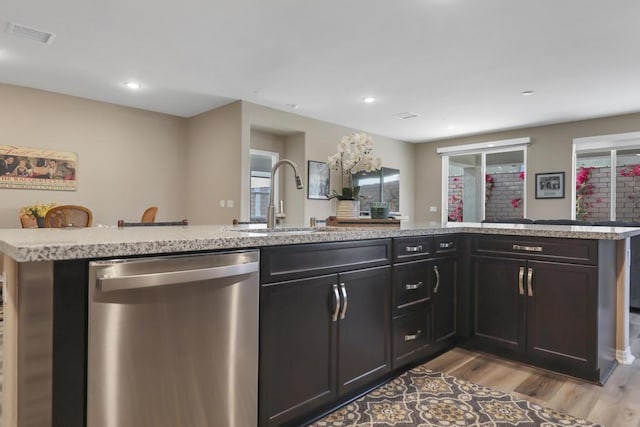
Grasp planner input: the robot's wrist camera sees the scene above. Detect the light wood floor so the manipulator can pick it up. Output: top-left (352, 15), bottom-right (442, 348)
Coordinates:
top-left (424, 311), bottom-right (640, 427)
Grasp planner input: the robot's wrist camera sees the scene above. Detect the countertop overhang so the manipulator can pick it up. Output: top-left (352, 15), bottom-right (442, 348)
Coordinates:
top-left (1, 222), bottom-right (640, 262)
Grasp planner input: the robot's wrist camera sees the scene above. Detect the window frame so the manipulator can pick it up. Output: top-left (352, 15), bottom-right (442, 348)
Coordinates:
top-left (438, 138), bottom-right (530, 223)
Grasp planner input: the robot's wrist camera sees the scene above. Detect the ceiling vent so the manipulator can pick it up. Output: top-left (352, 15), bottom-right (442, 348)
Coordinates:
top-left (7, 22), bottom-right (56, 45)
top-left (393, 112), bottom-right (420, 120)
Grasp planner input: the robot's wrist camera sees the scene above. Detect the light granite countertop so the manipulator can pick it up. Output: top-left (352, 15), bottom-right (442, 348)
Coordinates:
top-left (1, 221), bottom-right (640, 262)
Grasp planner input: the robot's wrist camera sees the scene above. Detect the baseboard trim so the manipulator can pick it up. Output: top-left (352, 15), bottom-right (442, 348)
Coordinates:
top-left (616, 347), bottom-right (635, 365)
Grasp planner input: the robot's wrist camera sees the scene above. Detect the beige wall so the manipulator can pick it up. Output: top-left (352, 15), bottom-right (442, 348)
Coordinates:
top-left (0, 84), bottom-right (187, 228)
top-left (185, 101), bottom-right (243, 225)
top-left (241, 102), bottom-right (416, 223)
top-left (415, 112), bottom-right (640, 222)
top-left (0, 86), bottom-right (414, 229)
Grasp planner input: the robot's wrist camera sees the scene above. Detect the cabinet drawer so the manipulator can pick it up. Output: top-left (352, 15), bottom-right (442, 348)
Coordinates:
top-left (261, 239), bottom-right (391, 283)
top-left (472, 236), bottom-right (597, 265)
top-left (393, 261), bottom-right (431, 314)
top-left (394, 236), bottom-right (433, 262)
top-left (434, 235), bottom-right (458, 255)
top-left (393, 308), bottom-right (431, 369)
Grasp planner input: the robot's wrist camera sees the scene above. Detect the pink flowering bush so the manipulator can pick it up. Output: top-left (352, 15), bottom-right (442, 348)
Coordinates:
top-left (511, 198), bottom-right (522, 208)
top-left (485, 174), bottom-right (495, 202)
top-left (620, 164), bottom-right (640, 177)
top-left (576, 166), bottom-right (595, 220)
top-left (448, 194), bottom-right (463, 222)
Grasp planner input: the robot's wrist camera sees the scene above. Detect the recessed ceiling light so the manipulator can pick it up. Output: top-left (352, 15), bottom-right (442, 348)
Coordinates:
top-left (447, 125), bottom-right (456, 130)
top-left (286, 103), bottom-right (299, 109)
top-left (521, 90), bottom-right (534, 96)
top-left (362, 97), bottom-right (376, 103)
top-left (124, 81), bottom-right (141, 90)
top-left (487, 144), bottom-right (495, 147)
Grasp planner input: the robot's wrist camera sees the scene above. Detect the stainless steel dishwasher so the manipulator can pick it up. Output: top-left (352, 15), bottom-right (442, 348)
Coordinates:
top-left (87, 250), bottom-right (259, 427)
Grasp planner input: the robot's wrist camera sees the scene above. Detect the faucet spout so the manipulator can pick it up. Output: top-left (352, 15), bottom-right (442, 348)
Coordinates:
top-left (268, 159), bottom-right (304, 228)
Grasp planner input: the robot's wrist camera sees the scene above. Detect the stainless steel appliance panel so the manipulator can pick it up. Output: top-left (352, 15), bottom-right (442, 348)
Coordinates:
top-left (87, 251), bottom-right (259, 427)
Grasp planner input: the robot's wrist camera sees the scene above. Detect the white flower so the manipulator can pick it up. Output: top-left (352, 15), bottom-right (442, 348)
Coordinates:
top-left (326, 132), bottom-right (382, 198)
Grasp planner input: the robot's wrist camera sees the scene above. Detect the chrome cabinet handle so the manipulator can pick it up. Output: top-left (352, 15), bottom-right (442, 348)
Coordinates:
top-left (339, 283), bottom-right (348, 320)
top-left (512, 244), bottom-right (543, 252)
top-left (518, 267), bottom-right (525, 295)
top-left (405, 281), bottom-right (423, 290)
top-left (527, 268), bottom-right (533, 297)
top-left (433, 265), bottom-right (441, 294)
top-left (404, 330), bottom-right (422, 341)
top-left (439, 242), bottom-right (455, 249)
top-left (331, 284), bottom-right (340, 322)
top-left (405, 245), bottom-right (423, 252)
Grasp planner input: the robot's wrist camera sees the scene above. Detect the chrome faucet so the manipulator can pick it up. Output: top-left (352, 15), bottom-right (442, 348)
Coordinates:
top-left (267, 159), bottom-right (304, 229)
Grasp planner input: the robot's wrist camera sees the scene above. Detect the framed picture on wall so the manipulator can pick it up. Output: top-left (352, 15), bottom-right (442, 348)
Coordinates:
top-left (307, 160), bottom-right (330, 199)
top-left (535, 172), bottom-right (565, 199)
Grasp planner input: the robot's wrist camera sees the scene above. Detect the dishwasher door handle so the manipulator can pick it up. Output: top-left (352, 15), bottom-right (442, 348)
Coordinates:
top-left (97, 261), bottom-right (259, 292)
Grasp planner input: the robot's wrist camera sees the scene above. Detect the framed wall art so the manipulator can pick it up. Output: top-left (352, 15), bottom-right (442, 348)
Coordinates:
top-left (0, 145), bottom-right (77, 191)
top-left (307, 160), bottom-right (330, 199)
top-left (535, 172), bottom-right (565, 199)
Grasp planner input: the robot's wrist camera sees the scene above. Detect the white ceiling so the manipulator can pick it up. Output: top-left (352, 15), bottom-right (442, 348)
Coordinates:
top-left (1, 0), bottom-right (639, 143)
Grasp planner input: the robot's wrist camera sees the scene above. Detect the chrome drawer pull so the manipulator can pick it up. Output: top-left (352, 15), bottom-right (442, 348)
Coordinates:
top-left (339, 283), bottom-right (348, 320)
top-left (404, 330), bottom-right (422, 341)
top-left (405, 281), bottom-right (423, 290)
top-left (433, 265), bottom-right (440, 294)
top-left (439, 242), bottom-right (455, 249)
top-left (331, 284), bottom-right (340, 322)
top-left (512, 244), bottom-right (543, 252)
top-left (518, 267), bottom-right (525, 295)
top-left (527, 268), bottom-right (534, 297)
top-left (405, 245), bottom-right (423, 252)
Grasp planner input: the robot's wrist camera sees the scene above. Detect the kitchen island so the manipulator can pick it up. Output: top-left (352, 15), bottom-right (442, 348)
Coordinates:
top-left (1, 222), bottom-right (639, 427)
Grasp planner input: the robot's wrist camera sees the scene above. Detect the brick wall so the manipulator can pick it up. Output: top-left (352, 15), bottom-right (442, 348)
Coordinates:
top-left (486, 172), bottom-right (524, 219)
top-left (448, 173), bottom-right (523, 220)
top-left (576, 165), bottom-right (640, 222)
top-left (447, 176), bottom-right (463, 220)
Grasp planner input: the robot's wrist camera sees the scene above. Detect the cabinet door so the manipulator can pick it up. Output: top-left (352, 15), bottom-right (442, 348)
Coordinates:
top-left (526, 260), bottom-right (597, 372)
top-left (432, 257), bottom-right (458, 344)
top-left (259, 274), bottom-right (338, 427)
top-left (473, 256), bottom-right (525, 353)
top-left (337, 266), bottom-right (391, 397)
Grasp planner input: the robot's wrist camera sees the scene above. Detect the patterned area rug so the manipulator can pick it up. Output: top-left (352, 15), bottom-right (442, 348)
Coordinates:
top-left (309, 365), bottom-right (601, 427)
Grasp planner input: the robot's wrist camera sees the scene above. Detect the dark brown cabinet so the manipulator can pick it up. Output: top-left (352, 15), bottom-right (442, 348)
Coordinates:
top-left (470, 235), bottom-right (616, 383)
top-left (259, 274), bottom-right (338, 427)
top-left (432, 256), bottom-right (458, 344)
top-left (473, 257), bottom-right (524, 353)
top-left (259, 240), bottom-right (392, 427)
top-left (391, 236), bottom-right (458, 369)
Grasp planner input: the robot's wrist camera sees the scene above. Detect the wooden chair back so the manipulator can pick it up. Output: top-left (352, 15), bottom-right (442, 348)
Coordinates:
top-left (43, 205), bottom-right (93, 228)
top-left (141, 206), bottom-right (158, 223)
top-left (19, 214), bottom-right (38, 228)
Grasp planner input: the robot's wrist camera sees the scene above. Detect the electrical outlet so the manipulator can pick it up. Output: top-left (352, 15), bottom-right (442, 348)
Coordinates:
top-left (219, 200), bottom-right (225, 208)
top-left (227, 200), bottom-right (234, 208)
top-left (429, 206), bottom-right (438, 212)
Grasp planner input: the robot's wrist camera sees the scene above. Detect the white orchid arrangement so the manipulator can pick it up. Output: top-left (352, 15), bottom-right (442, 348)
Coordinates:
top-left (327, 132), bottom-right (382, 200)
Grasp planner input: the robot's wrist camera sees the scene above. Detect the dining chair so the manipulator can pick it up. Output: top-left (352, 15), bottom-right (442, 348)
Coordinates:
top-left (19, 214), bottom-right (38, 228)
top-left (141, 206), bottom-right (158, 223)
top-left (43, 205), bottom-right (93, 228)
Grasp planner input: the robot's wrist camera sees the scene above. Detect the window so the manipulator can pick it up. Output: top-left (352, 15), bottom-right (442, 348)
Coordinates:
top-left (250, 149), bottom-right (278, 223)
top-left (353, 167), bottom-right (400, 214)
top-left (438, 138), bottom-right (529, 222)
top-left (573, 132), bottom-right (640, 222)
